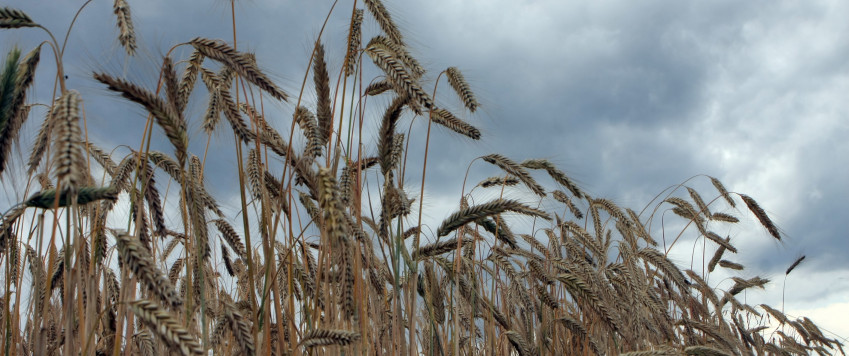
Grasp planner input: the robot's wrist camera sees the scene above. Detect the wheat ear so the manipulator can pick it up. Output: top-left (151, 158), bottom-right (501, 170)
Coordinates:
top-left (344, 9), bottom-right (364, 76)
top-left (785, 255), bottom-right (805, 275)
top-left (363, 0), bottom-right (404, 46)
top-left (299, 329), bottom-right (360, 348)
top-left (483, 154), bottom-right (545, 197)
top-left (128, 299), bottom-right (204, 356)
top-left (739, 194), bottom-right (781, 240)
top-left (176, 50), bottom-right (203, 113)
top-left (365, 80), bottom-right (392, 96)
top-left (212, 218), bottom-right (247, 260)
top-left (552, 190), bottom-right (583, 219)
top-left (369, 35), bottom-right (425, 77)
top-left (445, 67), bottom-right (479, 112)
top-left (313, 43), bottom-right (332, 145)
top-left (50, 90), bottom-right (86, 193)
top-left (112, 0), bottom-right (136, 55)
top-left (189, 37), bottom-right (288, 101)
top-left (413, 237), bottom-right (473, 260)
top-left (710, 176), bottom-right (735, 207)
top-left (0, 45), bottom-right (40, 175)
top-left (436, 198), bottom-right (550, 237)
top-left (94, 72), bottom-right (188, 166)
top-left (378, 95), bottom-right (406, 175)
top-left (0, 7), bottom-right (38, 28)
top-left (115, 233), bottom-right (183, 307)
top-left (365, 43), bottom-right (433, 114)
top-left (25, 186), bottom-right (118, 209)
top-left (27, 111), bottom-right (52, 174)
top-left (430, 108), bottom-right (481, 140)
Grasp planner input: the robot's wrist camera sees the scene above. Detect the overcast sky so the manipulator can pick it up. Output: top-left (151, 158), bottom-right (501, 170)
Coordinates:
top-left (2, 0), bottom-right (847, 339)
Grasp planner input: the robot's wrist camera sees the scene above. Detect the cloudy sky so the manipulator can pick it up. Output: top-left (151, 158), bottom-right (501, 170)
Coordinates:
top-left (3, 0), bottom-right (847, 339)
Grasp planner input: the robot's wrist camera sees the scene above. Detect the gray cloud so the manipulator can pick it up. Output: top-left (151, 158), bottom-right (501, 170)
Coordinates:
top-left (3, 0), bottom-right (847, 338)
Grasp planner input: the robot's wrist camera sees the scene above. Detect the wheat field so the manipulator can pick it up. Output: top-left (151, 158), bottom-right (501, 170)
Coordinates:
top-left (0, 1), bottom-right (844, 355)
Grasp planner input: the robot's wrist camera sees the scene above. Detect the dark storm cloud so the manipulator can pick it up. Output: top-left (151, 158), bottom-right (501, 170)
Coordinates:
top-left (2, 0), bottom-right (847, 336)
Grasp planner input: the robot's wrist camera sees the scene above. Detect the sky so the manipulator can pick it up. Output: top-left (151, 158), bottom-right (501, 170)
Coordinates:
top-left (2, 0), bottom-right (847, 340)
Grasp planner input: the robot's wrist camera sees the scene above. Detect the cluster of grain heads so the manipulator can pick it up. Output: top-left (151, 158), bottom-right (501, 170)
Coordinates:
top-left (0, 2), bottom-right (843, 356)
